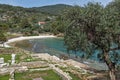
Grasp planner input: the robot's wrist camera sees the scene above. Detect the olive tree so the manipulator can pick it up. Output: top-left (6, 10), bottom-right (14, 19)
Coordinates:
top-left (64, 2), bottom-right (120, 80)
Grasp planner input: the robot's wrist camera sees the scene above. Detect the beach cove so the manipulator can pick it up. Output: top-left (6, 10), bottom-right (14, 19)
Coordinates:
top-left (3, 35), bottom-right (108, 71)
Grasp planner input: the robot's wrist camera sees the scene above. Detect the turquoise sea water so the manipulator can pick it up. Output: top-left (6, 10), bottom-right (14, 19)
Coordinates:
top-left (29, 38), bottom-right (71, 57)
top-left (31, 38), bottom-right (97, 59)
top-left (15, 38), bottom-right (75, 57)
top-left (16, 38), bottom-right (98, 60)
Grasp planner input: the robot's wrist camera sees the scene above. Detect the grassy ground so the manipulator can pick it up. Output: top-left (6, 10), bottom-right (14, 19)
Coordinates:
top-left (0, 74), bottom-right (9, 80)
top-left (0, 53), bottom-right (21, 63)
top-left (57, 66), bottom-right (82, 80)
top-left (15, 70), bottom-right (62, 80)
top-left (0, 54), bottom-right (11, 63)
top-left (69, 72), bottom-right (81, 80)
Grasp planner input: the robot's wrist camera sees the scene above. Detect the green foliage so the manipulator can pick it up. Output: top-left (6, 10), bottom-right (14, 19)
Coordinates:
top-left (0, 23), bottom-right (9, 32)
top-left (0, 4), bottom-right (39, 34)
top-left (0, 54), bottom-right (21, 63)
top-left (64, 2), bottom-right (120, 59)
top-left (42, 70), bottom-right (62, 80)
top-left (69, 72), bottom-right (81, 80)
top-left (0, 4), bottom-right (72, 35)
top-left (64, 3), bottom-right (103, 54)
top-left (63, 1), bottom-right (120, 80)
top-left (0, 23), bottom-right (8, 44)
top-left (0, 32), bottom-right (7, 44)
top-left (0, 54), bottom-right (11, 63)
top-left (50, 16), bottom-right (66, 34)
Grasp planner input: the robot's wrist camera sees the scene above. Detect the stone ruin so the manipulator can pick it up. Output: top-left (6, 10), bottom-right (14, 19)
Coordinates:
top-left (11, 54), bottom-right (16, 65)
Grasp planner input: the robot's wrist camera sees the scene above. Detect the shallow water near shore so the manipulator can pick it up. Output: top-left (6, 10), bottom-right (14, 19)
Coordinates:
top-left (15, 38), bottom-right (99, 60)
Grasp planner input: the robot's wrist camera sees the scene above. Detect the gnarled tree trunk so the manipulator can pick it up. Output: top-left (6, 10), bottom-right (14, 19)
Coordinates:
top-left (104, 51), bottom-right (116, 80)
top-left (109, 68), bottom-right (116, 80)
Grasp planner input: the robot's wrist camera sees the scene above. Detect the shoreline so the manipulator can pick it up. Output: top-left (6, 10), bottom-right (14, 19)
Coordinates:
top-left (4, 35), bottom-right (56, 47)
top-left (2, 35), bottom-right (108, 71)
top-left (2, 35), bottom-right (92, 69)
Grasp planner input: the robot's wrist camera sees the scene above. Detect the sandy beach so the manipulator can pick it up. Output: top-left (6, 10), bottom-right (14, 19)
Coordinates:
top-left (4, 35), bottom-right (56, 47)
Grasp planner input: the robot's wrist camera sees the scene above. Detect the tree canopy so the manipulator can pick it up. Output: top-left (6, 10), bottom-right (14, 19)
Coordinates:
top-left (63, 2), bottom-right (120, 80)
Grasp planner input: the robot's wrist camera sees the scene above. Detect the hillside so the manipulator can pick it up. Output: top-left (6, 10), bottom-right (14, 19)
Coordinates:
top-left (0, 4), bottom-right (72, 35)
top-left (30, 4), bottom-right (73, 15)
top-left (0, 4), bottom-right (72, 23)
top-left (0, 4), bottom-right (49, 21)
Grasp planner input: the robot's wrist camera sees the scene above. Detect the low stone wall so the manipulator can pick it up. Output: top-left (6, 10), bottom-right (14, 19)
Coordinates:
top-left (31, 53), bottom-right (60, 62)
top-left (19, 61), bottom-right (49, 68)
top-left (0, 66), bottom-right (28, 75)
top-left (30, 67), bottom-right (51, 72)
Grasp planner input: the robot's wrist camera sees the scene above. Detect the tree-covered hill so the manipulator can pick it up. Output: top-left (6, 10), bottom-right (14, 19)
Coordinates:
top-left (0, 4), bottom-right (72, 35)
top-left (0, 4), bottom-right (47, 22)
top-left (30, 4), bottom-right (73, 15)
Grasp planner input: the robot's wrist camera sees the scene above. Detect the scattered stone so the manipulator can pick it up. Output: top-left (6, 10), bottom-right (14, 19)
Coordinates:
top-left (33, 77), bottom-right (44, 80)
top-left (0, 57), bottom-right (7, 67)
top-left (52, 55), bottom-right (60, 61)
top-left (0, 57), bottom-right (4, 64)
top-left (64, 59), bottom-right (90, 69)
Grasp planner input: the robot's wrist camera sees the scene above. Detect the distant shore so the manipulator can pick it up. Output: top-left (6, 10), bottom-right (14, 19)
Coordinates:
top-left (4, 35), bottom-right (56, 47)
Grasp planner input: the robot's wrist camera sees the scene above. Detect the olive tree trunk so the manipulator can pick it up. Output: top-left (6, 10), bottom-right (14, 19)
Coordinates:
top-left (104, 52), bottom-right (116, 80)
top-left (109, 69), bottom-right (116, 80)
